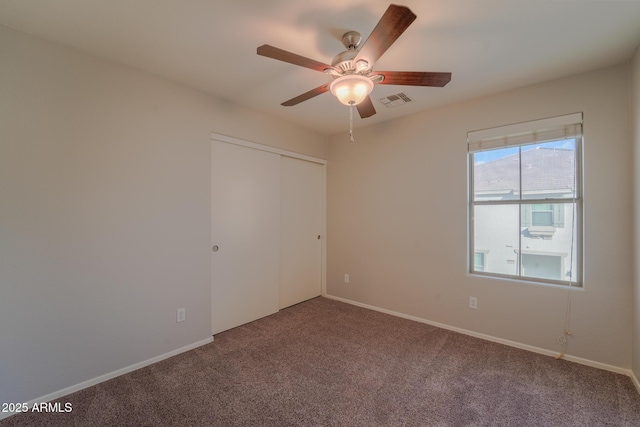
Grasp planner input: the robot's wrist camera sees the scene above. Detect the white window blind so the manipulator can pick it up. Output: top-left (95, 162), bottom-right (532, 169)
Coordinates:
top-left (467, 112), bottom-right (583, 153)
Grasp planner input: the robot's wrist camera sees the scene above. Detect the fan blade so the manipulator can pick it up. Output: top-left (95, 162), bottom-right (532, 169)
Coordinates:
top-left (257, 45), bottom-right (334, 73)
top-left (281, 84), bottom-right (330, 106)
top-left (374, 71), bottom-right (452, 87)
top-left (356, 96), bottom-right (376, 118)
top-left (354, 5), bottom-right (417, 67)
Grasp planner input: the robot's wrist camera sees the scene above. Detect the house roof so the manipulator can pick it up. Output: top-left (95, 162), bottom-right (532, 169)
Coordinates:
top-left (474, 147), bottom-right (576, 196)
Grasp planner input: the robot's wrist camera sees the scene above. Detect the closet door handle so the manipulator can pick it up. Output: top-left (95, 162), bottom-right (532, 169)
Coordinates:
top-left (212, 245), bottom-right (219, 252)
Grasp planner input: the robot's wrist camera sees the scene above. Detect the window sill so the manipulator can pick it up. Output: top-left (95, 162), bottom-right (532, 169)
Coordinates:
top-left (529, 226), bottom-right (555, 239)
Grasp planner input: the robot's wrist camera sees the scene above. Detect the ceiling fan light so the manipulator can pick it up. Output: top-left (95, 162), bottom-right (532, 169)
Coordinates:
top-left (329, 75), bottom-right (374, 106)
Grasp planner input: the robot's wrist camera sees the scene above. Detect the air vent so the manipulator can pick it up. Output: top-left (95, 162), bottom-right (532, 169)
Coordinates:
top-left (379, 92), bottom-right (413, 108)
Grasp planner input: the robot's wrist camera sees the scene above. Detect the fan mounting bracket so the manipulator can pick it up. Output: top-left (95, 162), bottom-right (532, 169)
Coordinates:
top-left (341, 31), bottom-right (362, 50)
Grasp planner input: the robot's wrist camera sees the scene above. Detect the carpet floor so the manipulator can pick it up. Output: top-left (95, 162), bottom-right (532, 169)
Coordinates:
top-left (2, 296), bottom-right (640, 426)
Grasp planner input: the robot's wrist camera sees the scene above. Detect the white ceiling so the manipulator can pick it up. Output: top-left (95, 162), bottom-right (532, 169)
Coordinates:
top-left (2, 0), bottom-right (640, 136)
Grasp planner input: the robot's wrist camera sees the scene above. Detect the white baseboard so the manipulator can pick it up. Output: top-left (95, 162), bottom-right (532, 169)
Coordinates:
top-left (0, 337), bottom-right (214, 421)
top-left (631, 370), bottom-right (640, 395)
top-left (324, 294), bottom-right (633, 378)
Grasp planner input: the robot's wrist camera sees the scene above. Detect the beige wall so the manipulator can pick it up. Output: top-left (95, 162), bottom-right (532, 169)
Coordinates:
top-left (0, 24), bottom-right (326, 405)
top-left (632, 47), bottom-right (640, 381)
top-left (327, 63), bottom-right (633, 369)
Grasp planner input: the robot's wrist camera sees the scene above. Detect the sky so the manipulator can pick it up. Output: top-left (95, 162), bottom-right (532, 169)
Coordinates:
top-left (473, 139), bottom-right (575, 164)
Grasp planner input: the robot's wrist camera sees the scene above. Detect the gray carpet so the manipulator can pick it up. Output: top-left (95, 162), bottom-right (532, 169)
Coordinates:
top-left (2, 296), bottom-right (640, 426)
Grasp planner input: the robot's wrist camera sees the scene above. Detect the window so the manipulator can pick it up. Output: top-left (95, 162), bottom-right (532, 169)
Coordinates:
top-left (468, 113), bottom-right (582, 286)
top-left (474, 252), bottom-right (486, 272)
top-left (531, 204), bottom-right (553, 227)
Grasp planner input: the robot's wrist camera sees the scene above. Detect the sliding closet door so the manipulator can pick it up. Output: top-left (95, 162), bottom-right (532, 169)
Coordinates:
top-left (211, 140), bottom-right (280, 335)
top-left (280, 156), bottom-right (323, 309)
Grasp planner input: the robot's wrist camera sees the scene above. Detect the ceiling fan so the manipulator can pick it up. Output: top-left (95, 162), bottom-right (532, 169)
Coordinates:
top-left (257, 4), bottom-right (452, 119)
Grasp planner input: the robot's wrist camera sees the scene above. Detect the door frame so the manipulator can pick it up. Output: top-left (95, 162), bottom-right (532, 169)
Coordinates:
top-left (210, 132), bottom-right (328, 303)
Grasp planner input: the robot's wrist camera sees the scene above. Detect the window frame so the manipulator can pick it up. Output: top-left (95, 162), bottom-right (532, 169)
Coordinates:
top-left (468, 116), bottom-right (583, 287)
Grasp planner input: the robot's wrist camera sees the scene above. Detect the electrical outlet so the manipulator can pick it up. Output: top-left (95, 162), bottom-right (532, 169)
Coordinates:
top-left (469, 297), bottom-right (478, 310)
top-left (177, 307), bottom-right (186, 322)
top-left (344, 274), bottom-right (350, 283)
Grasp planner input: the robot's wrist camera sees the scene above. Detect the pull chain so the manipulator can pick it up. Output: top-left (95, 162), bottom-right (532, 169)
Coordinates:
top-left (349, 102), bottom-right (355, 142)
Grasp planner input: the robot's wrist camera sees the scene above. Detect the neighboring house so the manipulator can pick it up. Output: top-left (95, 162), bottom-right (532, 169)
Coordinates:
top-left (473, 145), bottom-right (579, 282)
